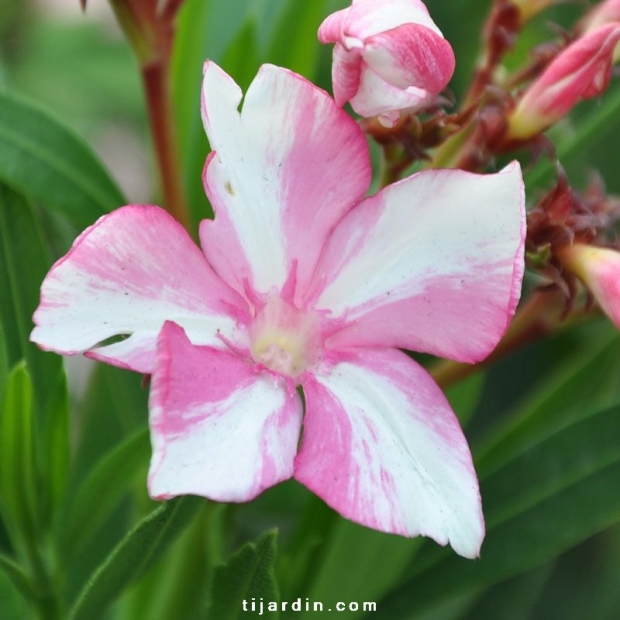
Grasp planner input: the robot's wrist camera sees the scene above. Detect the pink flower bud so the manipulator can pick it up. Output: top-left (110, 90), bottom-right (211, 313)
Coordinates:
top-left (578, 0), bottom-right (620, 63)
top-left (318, 0), bottom-right (455, 127)
top-left (559, 243), bottom-right (620, 328)
top-left (508, 23), bottom-right (620, 140)
top-left (579, 0), bottom-right (620, 34)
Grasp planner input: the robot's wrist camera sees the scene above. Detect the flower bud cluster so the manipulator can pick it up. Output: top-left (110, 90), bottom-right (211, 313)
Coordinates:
top-left (317, 0), bottom-right (620, 332)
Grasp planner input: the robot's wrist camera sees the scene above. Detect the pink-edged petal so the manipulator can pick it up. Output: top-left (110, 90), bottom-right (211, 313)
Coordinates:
top-left (350, 61), bottom-right (432, 122)
top-left (307, 162), bottom-right (525, 363)
top-left (148, 322), bottom-right (303, 502)
top-left (364, 23), bottom-right (455, 94)
top-left (31, 206), bottom-right (248, 374)
top-left (343, 0), bottom-right (441, 40)
top-left (295, 348), bottom-right (484, 558)
top-left (318, 7), bottom-right (350, 44)
top-left (331, 43), bottom-right (363, 107)
top-left (200, 62), bottom-right (371, 302)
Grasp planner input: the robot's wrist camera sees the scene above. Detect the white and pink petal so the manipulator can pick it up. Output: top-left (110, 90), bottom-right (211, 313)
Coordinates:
top-left (200, 62), bottom-right (371, 302)
top-left (295, 348), bottom-right (484, 558)
top-left (307, 163), bottom-right (525, 364)
top-left (334, 0), bottom-right (442, 42)
top-left (350, 62), bottom-right (432, 123)
top-left (31, 205), bottom-right (248, 374)
top-left (331, 43), bottom-right (364, 107)
top-left (363, 23), bottom-right (455, 94)
top-left (148, 322), bottom-right (303, 502)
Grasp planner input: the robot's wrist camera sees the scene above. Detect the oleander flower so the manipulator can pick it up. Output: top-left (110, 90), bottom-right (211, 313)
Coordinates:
top-left (558, 243), bottom-right (620, 328)
top-left (31, 62), bottom-right (525, 558)
top-left (508, 24), bottom-right (620, 140)
top-left (318, 0), bottom-right (455, 127)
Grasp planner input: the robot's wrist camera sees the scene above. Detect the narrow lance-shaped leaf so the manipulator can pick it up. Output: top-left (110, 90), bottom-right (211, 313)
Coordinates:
top-left (206, 531), bottom-right (280, 620)
top-left (266, 0), bottom-right (329, 78)
top-left (0, 91), bottom-right (124, 229)
top-left (0, 185), bottom-right (70, 525)
top-left (0, 551), bottom-right (37, 603)
top-left (0, 185), bottom-right (65, 413)
top-left (56, 426), bottom-right (151, 561)
top-left (68, 496), bottom-right (203, 620)
top-left (0, 321), bottom-right (7, 403)
top-left (0, 363), bottom-right (38, 554)
top-left (477, 327), bottom-right (620, 478)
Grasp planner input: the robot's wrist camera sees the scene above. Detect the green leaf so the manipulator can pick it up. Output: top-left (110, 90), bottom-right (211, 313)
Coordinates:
top-left (0, 363), bottom-right (38, 551)
top-left (461, 563), bottom-right (554, 620)
top-left (372, 402), bottom-right (620, 618)
top-left (0, 321), bottom-right (7, 403)
top-left (206, 531), bottom-right (280, 620)
top-left (264, 0), bottom-right (329, 78)
top-left (70, 363), bottom-right (149, 485)
top-left (60, 363), bottom-right (149, 606)
top-left (0, 552), bottom-right (29, 619)
top-left (0, 550), bottom-right (37, 603)
top-left (519, 532), bottom-right (618, 620)
top-left (476, 327), bottom-right (620, 479)
top-left (0, 185), bottom-right (69, 526)
top-left (121, 504), bottom-right (211, 620)
top-left (220, 19), bottom-right (261, 94)
top-left (298, 520), bottom-right (419, 620)
top-left (67, 496), bottom-right (203, 620)
top-left (0, 91), bottom-right (124, 229)
top-left (445, 372), bottom-right (485, 427)
top-left (43, 372), bottom-right (69, 520)
top-left (0, 185), bottom-right (64, 414)
top-left (56, 426), bottom-right (151, 561)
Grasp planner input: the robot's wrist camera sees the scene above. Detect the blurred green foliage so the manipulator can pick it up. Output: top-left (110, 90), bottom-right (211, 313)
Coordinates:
top-left (1, 1), bottom-right (620, 619)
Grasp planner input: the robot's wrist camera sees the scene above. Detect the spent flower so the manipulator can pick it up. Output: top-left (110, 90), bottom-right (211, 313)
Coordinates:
top-left (31, 62), bottom-right (525, 558)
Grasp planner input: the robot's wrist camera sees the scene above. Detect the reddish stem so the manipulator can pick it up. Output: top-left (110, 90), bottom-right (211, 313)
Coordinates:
top-left (141, 57), bottom-right (190, 229)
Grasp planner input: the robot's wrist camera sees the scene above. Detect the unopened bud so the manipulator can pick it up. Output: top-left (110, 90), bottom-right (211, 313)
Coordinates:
top-left (318, 0), bottom-right (455, 127)
top-left (507, 24), bottom-right (620, 140)
top-left (579, 0), bottom-right (620, 34)
top-left (578, 0), bottom-right (620, 63)
top-left (558, 243), bottom-right (620, 328)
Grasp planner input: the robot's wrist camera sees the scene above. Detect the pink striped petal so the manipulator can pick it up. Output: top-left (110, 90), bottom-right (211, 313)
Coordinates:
top-left (31, 206), bottom-right (248, 374)
top-left (319, 0), bottom-right (442, 43)
top-left (350, 61), bottom-right (432, 123)
top-left (148, 322), bottom-right (303, 502)
top-left (364, 23), bottom-right (455, 95)
top-left (200, 62), bottom-right (371, 302)
top-left (331, 43), bottom-right (363, 107)
top-left (318, 8), bottom-right (349, 44)
top-left (295, 348), bottom-right (484, 558)
top-left (307, 163), bottom-right (525, 363)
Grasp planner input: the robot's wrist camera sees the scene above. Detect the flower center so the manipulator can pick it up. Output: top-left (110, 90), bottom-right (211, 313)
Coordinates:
top-left (249, 296), bottom-right (320, 378)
